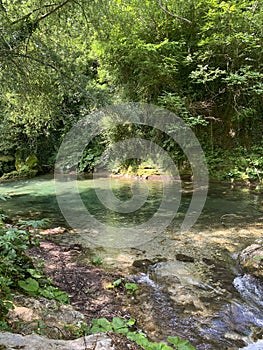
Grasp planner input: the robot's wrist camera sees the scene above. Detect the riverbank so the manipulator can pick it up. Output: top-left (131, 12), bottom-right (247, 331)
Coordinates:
top-left (2, 232), bottom-right (145, 350)
top-left (1, 175), bottom-right (263, 349)
top-left (3, 229), bottom-right (199, 350)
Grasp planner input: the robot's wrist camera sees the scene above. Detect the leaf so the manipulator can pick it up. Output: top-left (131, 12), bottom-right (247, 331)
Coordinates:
top-left (127, 332), bottom-right (149, 347)
top-left (116, 327), bottom-right (129, 335)
top-left (167, 336), bottom-right (196, 350)
top-left (90, 325), bottom-right (103, 334)
top-left (125, 282), bottom-right (138, 293)
top-left (27, 268), bottom-right (42, 279)
top-left (18, 278), bottom-right (39, 293)
top-left (112, 317), bottom-right (126, 330)
top-left (91, 318), bottom-right (112, 333)
top-left (97, 317), bottom-right (112, 330)
top-left (18, 219), bottom-right (50, 229)
top-left (113, 278), bottom-right (124, 287)
top-left (39, 286), bottom-right (69, 304)
top-left (126, 318), bottom-right (136, 326)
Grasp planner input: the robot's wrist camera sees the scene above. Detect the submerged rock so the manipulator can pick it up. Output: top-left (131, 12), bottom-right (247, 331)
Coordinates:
top-left (239, 244), bottom-right (263, 279)
top-left (0, 332), bottom-right (113, 350)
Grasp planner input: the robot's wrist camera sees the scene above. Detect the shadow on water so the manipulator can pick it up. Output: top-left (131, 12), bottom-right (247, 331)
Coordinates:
top-left (0, 175), bottom-right (263, 349)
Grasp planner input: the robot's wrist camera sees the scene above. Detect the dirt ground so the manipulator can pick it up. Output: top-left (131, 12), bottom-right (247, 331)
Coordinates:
top-left (28, 237), bottom-right (145, 350)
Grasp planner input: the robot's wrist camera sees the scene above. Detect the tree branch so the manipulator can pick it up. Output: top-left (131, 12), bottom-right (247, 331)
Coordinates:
top-left (11, 0), bottom-right (72, 25)
top-left (13, 53), bottom-right (59, 71)
top-left (72, 0), bottom-right (90, 25)
top-left (37, 0), bottom-right (72, 22)
top-left (158, 0), bottom-right (192, 24)
top-left (11, 3), bottom-right (57, 25)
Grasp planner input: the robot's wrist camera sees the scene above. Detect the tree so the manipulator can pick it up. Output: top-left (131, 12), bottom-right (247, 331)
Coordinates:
top-left (0, 0), bottom-right (109, 173)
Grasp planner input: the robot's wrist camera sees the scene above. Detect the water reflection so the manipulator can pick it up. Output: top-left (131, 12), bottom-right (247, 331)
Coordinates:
top-left (0, 176), bottom-right (263, 349)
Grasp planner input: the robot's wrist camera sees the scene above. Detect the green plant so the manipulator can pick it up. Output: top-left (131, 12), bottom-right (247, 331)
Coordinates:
top-left (167, 336), bottom-right (195, 350)
top-left (0, 299), bottom-right (14, 322)
top-left (0, 320), bottom-right (11, 331)
top-left (64, 321), bottom-right (90, 338)
top-left (90, 317), bottom-right (196, 350)
top-left (106, 278), bottom-right (124, 289)
top-left (107, 278), bottom-right (139, 296)
top-left (91, 256), bottom-right (103, 266)
top-left (125, 282), bottom-right (139, 295)
top-left (17, 278), bottom-right (69, 303)
top-left (18, 219), bottom-right (50, 230)
top-left (0, 216), bottom-right (69, 322)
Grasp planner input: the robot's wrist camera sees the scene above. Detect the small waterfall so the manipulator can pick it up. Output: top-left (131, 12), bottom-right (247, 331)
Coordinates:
top-left (233, 274), bottom-right (263, 310)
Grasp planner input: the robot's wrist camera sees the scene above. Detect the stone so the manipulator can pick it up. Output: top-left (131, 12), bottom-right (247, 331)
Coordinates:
top-left (8, 295), bottom-right (86, 337)
top-left (176, 253), bottom-right (195, 263)
top-left (132, 259), bottom-right (154, 271)
top-left (0, 332), bottom-right (114, 350)
top-left (9, 306), bottom-right (38, 322)
top-left (238, 244), bottom-right (263, 279)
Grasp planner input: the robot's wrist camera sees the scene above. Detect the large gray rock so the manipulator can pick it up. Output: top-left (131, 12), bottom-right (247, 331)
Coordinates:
top-left (0, 332), bottom-right (114, 350)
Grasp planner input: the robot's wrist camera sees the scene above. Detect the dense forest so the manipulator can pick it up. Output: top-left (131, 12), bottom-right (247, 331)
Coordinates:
top-left (0, 0), bottom-right (263, 184)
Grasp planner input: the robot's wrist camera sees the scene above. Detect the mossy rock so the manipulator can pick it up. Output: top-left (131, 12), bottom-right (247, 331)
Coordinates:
top-left (25, 155), bottom-right (38, 170)
top-left (13, 153), bottom-right (39, 178)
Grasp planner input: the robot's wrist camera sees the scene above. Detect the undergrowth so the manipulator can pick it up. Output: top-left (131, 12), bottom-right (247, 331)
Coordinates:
top-left (0, 214), bottom-right (69, 327)
top-left (89, 317), bottom-right (196, 350)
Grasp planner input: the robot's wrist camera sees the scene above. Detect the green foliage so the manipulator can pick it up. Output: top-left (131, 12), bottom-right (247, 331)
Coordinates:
top-left (106, 278), bottom-right (139, 295)
top-left (91, 256), bottom-right (103, 266)
top-left (0, 221), bottom-right (37, 318)
top-left (39, 285), bottom-right (69, 304)
top-left (0, 215), bottom-right (69, 321)
top-left (204, 143), bottom-right (263, 185)
top-left (64, 321), bottom-right (90, 338)
top-left (113, 278), bottom-right (124, 287)
top-left (18, 218), bottom-right (50, 229)
top-left (167, 336), bottom-right (195, 350)
top-left (18, 278), bottom-right (39, 293)
top-left (0, 0), bottom-right (262, 180)
top-left (125, 282), bottom-right (139, 294)
top-left (90, 317), bottom-right (195, 350)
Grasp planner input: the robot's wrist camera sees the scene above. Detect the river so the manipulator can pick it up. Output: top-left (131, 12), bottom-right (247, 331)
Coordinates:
top-left (0, 175), bottom-right (263, 349)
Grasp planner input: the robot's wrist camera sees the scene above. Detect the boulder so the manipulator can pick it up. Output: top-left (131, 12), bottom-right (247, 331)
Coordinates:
top-left (0, 332), bottom-right (114, 350)
top-left (238, 244), bottom-right (263, 279)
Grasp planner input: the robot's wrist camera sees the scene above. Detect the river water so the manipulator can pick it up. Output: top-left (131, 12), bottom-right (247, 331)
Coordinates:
top-left (0, 175), bottom-right (263, 349)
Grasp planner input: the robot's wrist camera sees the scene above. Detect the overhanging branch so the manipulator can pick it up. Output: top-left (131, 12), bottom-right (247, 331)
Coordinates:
top-left (158, 0), bottom-right (192, 24)
top-left (11, 0), bottom-right (72, 25)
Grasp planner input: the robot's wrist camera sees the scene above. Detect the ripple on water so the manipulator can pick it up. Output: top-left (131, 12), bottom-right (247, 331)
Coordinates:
top-left (233, 274), bottom-right (263, 310)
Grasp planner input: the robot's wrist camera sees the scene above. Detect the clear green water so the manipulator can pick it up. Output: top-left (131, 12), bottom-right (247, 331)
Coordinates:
top-left (0, 175), bottom-right (263, 349)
